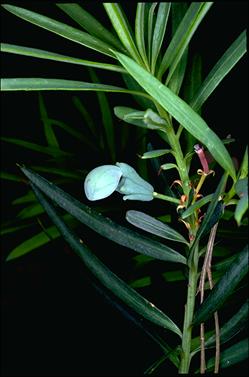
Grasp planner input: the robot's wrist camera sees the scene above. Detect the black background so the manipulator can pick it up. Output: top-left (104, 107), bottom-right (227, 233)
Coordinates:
top-left (1, 2), bottom-right (248, 376)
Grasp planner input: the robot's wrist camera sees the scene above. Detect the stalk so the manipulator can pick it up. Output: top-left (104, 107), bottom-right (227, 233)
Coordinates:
top-left (178, 246), bottom-right (199, 373)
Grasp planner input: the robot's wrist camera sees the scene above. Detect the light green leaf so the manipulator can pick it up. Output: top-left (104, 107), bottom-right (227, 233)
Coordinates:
top-left (160, 163), bottom-right (178, 172)
top-left (168, 3), bottom-right (188, 95)
top-left (6, 214), bottom-right (76, 261)
top-left (56, 3), bottom-right (123, 51)
top-left (193, 245), bottom-right (248, 326)
top-left (238, 146), bottom-right (248, 179)
top-left (135, 3), bottom-right (149, 69)
top-left (157, 2), bottom-right (213, 82)
top-left (190, 30), bottom-right (247, 111)
top-left (206, 339), bottom-right (249, 371)
top-left (19, 166), bottom-right (187, 265)
top-left (147, 3), bottom-right (157, 67)
top-left (126, 210), bottom-right (189, 245)
top-left (114, 52), bottom-right (236, 180)
top-left (1, 78), bottom-right (151, 101)
top-left (0, 43), bottom-right (126, 73)
top-left (140, 149), bottom-right (172, 159)
top-left (1, 4), bottom-right (116, 58)
top-left (30, 183), bottom-right (183, 337)
top-left (0, 136), bottom-right (72, 157)
top-left (151, 3), bottom-right (171, 74)
top-left (103, 3), bottom-right (143, 65)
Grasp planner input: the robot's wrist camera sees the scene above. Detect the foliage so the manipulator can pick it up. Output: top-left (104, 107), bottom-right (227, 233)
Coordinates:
top-left (1, 2), bottom-right (248, 375)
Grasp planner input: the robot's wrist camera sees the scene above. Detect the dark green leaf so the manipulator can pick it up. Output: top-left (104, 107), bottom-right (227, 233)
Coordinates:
top-left (19, 166), bottom-right (186, 265)
top-left (38, 93), bottom-right (59, 148)
top-left (30, 184), bottom-right (183, 337)
top-left (235, 178), bottom-right (248, 226)
top-left (181, 194), bottom-right (213, 219)
top-left (0, 171), bottom-right (23, 182)
top-left (206, 339), bottom-right (249, 371)
top-left (193, 245), bottom-right (248, 325)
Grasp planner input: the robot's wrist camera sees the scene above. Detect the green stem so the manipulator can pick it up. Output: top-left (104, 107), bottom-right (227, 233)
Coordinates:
top-left (179, 247), bottom-right (199, 373)
top-left (153, 191), bottom-right (179, 204)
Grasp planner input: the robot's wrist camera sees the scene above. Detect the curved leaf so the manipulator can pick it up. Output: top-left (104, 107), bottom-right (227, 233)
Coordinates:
top-left (1, 4), bottom-right (115, 58)
top-left (1, 43), bottom-right (126, 73)
top-left (19, 166), bottom-right (186, 265)
top-left (193, 245), bottom-right (248, 326)
top-left (135, 3), bottom-right (149, 69)
top-left (126, 210), bottom-right (189, 245)
top-left (181, 194), bottom-right (213, 219)
top-left (114, 52), bottom-right (236, 181)
top-left (31, 183), bottom-right (183, 337)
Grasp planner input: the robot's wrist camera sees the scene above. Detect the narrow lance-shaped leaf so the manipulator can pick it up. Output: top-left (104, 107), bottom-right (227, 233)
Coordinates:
top-left (114, 52), bottom-right (236, 180)
top-left (151, 3), bottom-right (171, 74)
top-left (19, 166), bottom-right (186, 265)
top-left (181, 193), bottom-right (213, 219)
top-left (30, 183), bottom-right (183, 338)
top-left (135, 3), bottom-right (149, 69)
top-left (147, 3), bottom-right (157, 67)
top-left (206, 339), bottom-right (249, 372)
top-left (38, 93), bottom-right (59, 148)
top-left (234, 178), bottom-right (248, 226)
top-left (190, 30), bottom-right (247, 111)
top-left (0, 78), bottom-right (151, 101)
top-left (1, 43), bottom-right (126, 73)
top-left (56, 3), bottom-right (124, 51)
top-left (193, 245), bottom-right (248, 326)
top-left (103, 3), bottom-right (143, 65)
top-left (1, 5), bottom-right (116, 58)
top-left (157, 2), bottom-right (213, 82)
top-left (126, 210), bottom-right (189, 245)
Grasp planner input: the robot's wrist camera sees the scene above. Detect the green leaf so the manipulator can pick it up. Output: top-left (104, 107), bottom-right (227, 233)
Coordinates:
top-left (135, 3), bottom-right (149, 69)
top-left (0, 171), bottom-right (23, 182)
top-left (114, 52), bottom-right (236, 181)
top-left (121, 73), bottom-right (156, 110)
top-left (205, 300), bottom-right (248, 348)
top-left (56, 3), bottom-right (123, 51)
top-left (140, 149), bottom-right (172, 159)
top-left (147, 3), bottom-right (157, 67)
top-left (157, 2), bottom-right (213, 82)
top-left (30, 166), bottom-right (85, 180)
top-left (1, 223), bottom-right (33, 236)
top-left (126, 210), bottom-right (189, 245)
top-left (235, 178), bottom-right (248, 226)
top-left (183, 53), bottom-right (202, 152)
top-left (130, 276), bottom-right (151, 289)
top-left (151, 3), bottom-right (171, 74)
top-left (238, 146), bottom-right (248, 180)
top-left (181, 194), bottom-right (213, 219)
top-left (206, 339), bottom-right (249, 371)
top-left (190, 30), bottom-right (247, 111)
top-left (12, 191), bottom-right (36, 205)
top-left (6, 214), bottom-right (76, 261)
top-left (30, 183), bottom-right (183, 337)
top-left (160, 163), bottom-right (178, 172)
top-left (0, 43), bottom-right (126, 73)
top-left (103, 3), bottom-right (143, 65)
top-left (72, 96), bottom-right (97, 137)
top-left (0, 136), bottom-right (72, 157)
top-left (193, 245), bottom-right (248, 326)
top-left (88, 69), bottom-right (115, 162)
top-left (1, 4), bottom-right (116, 58)
top-left (168, 3), bottom-right (188, 95)
top-left (38, 93), bottom-right (59, 148)
top-left (1, 78), bottom-right (151, 100)
top-left (19, 166), bottom-right (187, 265)
top-left (17, 203), bottom-right (44, 220)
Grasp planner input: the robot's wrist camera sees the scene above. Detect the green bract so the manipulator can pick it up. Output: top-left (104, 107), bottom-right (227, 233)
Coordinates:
top-left (84, 162), bottom-right (154, 201)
